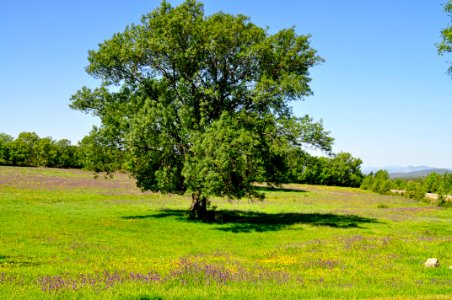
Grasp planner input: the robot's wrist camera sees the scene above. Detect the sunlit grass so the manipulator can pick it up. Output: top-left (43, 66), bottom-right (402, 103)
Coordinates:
top-left (0, 166), bottom-right (451, 299)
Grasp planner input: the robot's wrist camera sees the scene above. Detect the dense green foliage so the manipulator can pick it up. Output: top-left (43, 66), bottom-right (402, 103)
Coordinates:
top-left (286, 151), bottom-right (364, 187)
top-left (1, 166), bottom-right (451, 299)
top-left (77, 127), bottom-right (126, 173)
top-left (361, 169), bottom-right (452, 205)
top-left (70, 0), bottom-right (333, 216)
top-left (0, 132), bottom-right (79, 168)
top-left (438, 0), bottom-right (452, 75)
top-left (360, 170), bottom-right (392, 194)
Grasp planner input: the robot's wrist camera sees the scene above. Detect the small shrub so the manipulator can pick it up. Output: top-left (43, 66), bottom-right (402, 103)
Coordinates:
top-left (404, 182), bottom-right (425, 201)
top-left (377, 203), bottom-right (389, 209)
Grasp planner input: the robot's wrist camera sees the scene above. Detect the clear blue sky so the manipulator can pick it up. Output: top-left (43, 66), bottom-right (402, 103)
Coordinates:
top-left (1, 0), bottom-right (451, 168)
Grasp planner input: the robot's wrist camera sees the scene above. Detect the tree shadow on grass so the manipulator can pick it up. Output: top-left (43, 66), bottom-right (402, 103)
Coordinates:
top-left (123, 209), bottom-right (378, 233)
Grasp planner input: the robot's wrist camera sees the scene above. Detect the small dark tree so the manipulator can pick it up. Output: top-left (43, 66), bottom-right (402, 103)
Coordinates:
top-left (0, 133), bottom-right (14, 165)
top-left (70, 0), bottom-right (332, 219)
top-left (361, 170), bottom-right (391, 194)
top-left (423, 173), bottom-right (441, 193)
top-left (372, 170), bottom-right (391, 194)
top-left (405, 181), bottom-right (425, 201)
top-left (360, 172), bottom-right (374, 191)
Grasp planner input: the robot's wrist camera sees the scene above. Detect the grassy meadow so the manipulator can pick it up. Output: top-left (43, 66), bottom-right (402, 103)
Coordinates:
top-left (0, 166), bottom-right (451, 299)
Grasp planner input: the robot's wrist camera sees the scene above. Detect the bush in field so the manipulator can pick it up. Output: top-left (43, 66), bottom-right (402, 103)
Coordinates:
top-left (391, 178), bottom-right (407, 190)
top-left (372, 170), bottom-right (391, 194)
top-left (361, 170), bottom-right (391, 194)
top-left (404, 181), bottom-right (425, 201)
top-left (439, 172), bottom-right (452, 195)
top-left (423, 173), bottom-right (441, 193)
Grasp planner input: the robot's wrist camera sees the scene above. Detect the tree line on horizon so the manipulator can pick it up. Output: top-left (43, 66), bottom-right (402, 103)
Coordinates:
top-left (0, 132), bottom-right (79, 169)
top-left (2, 129), bottom-right (450, 207)
top-left (0, 130), bottom-right (364, 187)
top-left (361, 169), bottom-right (452, 206)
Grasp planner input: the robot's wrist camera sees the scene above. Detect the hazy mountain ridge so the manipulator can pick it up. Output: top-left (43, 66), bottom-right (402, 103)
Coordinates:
top-left (362, 165), bottom-right (452, 178)
top-left (390, 168), bottom-right (452, 179)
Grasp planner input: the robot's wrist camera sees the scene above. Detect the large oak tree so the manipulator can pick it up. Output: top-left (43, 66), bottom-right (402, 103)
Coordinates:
top-left (71, 0), bottom-right (333, 219)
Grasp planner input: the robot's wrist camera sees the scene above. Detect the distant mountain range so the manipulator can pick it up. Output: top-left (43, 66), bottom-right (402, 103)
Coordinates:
top-left (361, 165), bottom-right (452, 178)
top-left (390, 168), bottom-right (451, 178)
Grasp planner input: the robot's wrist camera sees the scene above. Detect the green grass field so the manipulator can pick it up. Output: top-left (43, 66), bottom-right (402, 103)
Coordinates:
top-left (0, 166), bottom-right (451, 299)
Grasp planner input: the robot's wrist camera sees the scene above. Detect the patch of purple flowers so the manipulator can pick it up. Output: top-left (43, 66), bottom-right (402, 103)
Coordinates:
top-left (38, 270), bottom-right (162, 292)
top-left (36, 257), bottom-right (292, 292)
top-left (169, 257), bottom-right (232, 285)
top-left (169, 257), bottom-right (291, 285)
top-left (0, 273), bottom-right (21, 284)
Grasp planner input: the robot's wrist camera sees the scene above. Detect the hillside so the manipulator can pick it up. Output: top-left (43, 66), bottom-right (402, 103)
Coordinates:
top-left (390, 168), bottom-right (452, 178)
top-left (0, 166), bottom-right (451, 299)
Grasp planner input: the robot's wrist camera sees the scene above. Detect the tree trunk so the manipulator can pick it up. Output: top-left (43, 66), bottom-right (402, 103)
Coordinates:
top-left (189, 192), bottom-right (207, 220)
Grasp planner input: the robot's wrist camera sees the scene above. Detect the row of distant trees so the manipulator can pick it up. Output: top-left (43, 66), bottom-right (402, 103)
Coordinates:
top-left (0, 130), bottom-right (364, 188)
top-left (361, 170), bottom-right (452, 205)
top-left (0, 132), bottom-right (79, 168)
top-left (0, 130), bottom-right (123, 170)
top-left (5, 129), bottom-right (450, 204)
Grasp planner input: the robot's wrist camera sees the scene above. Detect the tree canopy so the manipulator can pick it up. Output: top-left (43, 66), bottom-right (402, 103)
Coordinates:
top-left (70, 0), bottom-right (333, 218)
top-left (438, 0), bottom-right (452, 75)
